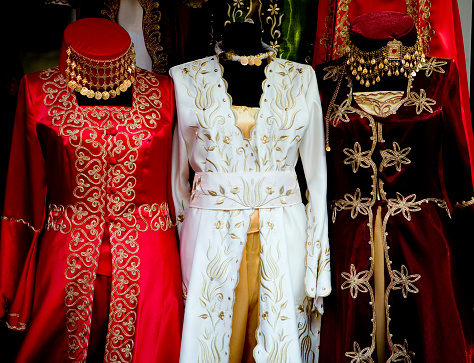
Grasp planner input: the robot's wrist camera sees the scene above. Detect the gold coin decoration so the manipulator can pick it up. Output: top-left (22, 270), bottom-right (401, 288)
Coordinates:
top-left (65, 43), bottom-right (136, 99)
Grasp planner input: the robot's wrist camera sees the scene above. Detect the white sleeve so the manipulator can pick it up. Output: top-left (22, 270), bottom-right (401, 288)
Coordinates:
top-left (299, 67), bottom-right (331, 313)
top-left (170, 69), bottom-right (192, 237)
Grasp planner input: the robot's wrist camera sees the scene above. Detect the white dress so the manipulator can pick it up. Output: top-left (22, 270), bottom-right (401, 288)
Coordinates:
top-left (170, 56), bottom-right (330, 363)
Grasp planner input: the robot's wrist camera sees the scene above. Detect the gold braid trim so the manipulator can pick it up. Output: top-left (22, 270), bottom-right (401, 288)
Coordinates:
top-left (138, 0), bottom-right (167, 74)
top-left (1, 215), bottom-right (41, 233)
top-left (455, 197), bottom-right (474, 208)
top-left (101, 0), bottom-right (120, 21)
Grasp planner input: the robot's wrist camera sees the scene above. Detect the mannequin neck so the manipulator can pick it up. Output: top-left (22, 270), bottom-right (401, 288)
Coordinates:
top-left (218, 22), bottom-right (269, 107)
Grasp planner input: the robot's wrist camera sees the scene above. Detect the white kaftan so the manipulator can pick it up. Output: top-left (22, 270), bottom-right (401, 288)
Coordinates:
top-left (170, 56), bottom-right (330, 363)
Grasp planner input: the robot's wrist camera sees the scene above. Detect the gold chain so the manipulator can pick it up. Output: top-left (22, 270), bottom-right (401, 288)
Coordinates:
top-left (345, 34), bottom-right (425, 87)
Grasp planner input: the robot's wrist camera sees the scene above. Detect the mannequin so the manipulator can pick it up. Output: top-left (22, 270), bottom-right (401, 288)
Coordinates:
top-left (317, 12), bottom-right (473, 363)
top-left (218, 22), bottom-right (269, 107)
top-left (170, 19), bottom-right (330, 363)
top-left (0, 18), bottom-right (183, 363)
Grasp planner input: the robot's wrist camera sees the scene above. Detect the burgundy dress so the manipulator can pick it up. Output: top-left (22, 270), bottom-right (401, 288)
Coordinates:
top-left (317, 57), bottom-right (473, 362)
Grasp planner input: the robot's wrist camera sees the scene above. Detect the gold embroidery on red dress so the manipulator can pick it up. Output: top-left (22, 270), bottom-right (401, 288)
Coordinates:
top-left (39, 67), bottom-right (163, 362)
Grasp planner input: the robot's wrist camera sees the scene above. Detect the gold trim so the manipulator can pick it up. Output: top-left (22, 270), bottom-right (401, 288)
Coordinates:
top-left (39, 67), bottom-right (165, 362)
top-left (138, 0), bottom-right (167, 74)
top-left (1, 215), bottom-right (41, 233)
top-left (455, 197), bottom-right (474, 208)
top-left (333, 0), bottom-right (352, 58)
top-left (327, 69), bottom-right (450, 360)
top-left (319, 0), bottom-right (337, 62)
top-left (101, 0), bottom-right (120, 21)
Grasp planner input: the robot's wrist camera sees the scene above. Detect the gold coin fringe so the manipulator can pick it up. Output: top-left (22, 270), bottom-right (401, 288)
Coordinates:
top-left (345, 34), bottom-right (425, 87)
top-left (224, 49), bottom-right (276, 66)
top-left (65, 43), bottom-right (136, 100)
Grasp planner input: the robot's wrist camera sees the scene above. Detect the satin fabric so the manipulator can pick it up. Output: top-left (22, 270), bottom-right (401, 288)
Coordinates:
top-left (229, 228), bottom-right (261, 363)
top-left (229, 106), bottom-right (260, 362)
top-left (0, 68), bottom-right (183, 362)
top-left (317, 57), bottom-right (473, 362)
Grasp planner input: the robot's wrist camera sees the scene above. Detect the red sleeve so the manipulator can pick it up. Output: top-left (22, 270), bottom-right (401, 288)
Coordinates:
top-left (0, 74), bottom-right (47, 326)
top-left (166, 77), bottom-right (176, 223)
top-left (441, 60), bottom-right (474, 210)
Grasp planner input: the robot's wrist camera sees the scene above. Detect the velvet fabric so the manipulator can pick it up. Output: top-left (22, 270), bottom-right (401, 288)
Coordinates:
top-left (312, 4), bottom-right (473, 186)
top-left (316, 56), bottom-right (474, 362)
top-left (0, 52), bottom-right (182, 363)
top-left (349, 12), bottom-right (417, 50)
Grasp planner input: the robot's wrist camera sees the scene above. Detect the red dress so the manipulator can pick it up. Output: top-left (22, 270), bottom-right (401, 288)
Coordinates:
top-left (0, 67), bottom-right (183, 362)
top-left (317, 57), bottom-right (474, 362)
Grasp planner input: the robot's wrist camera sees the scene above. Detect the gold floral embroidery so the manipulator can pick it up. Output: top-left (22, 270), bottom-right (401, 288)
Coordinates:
top-left (387, 192), bottom-right (449, 221)
top-left (192, 173), bottom-right (300, 209)
top-left (406, 0), bottom-right (434, 54)
top-left (419, 57), bottom-right (447, 77)
top-left (326, 64), bottom-right (452, 361)
top-left (225, 0), bottom-right (249, 24)
top-left (341, 264), bottom-right (370, 299)
top-left (380, 142), bottom-right (411, 172)
top-left (138, 0), bottom-right (167, 74)
top-left (333, 0), bottom-right (352, 58)
top-left (345, 341), bottom-right (374, 363)
top-left (405, 89), bottom-right (436, 115)
top-left (261, 0), bottom-right (284, 53)
top-left (323, 64), bottom-right (343, 82)
top-left (333, 188), bottom-right (371, 222)
top-left (196, 213), bottom-right (246, 361)
top-left (101, 0), bottom-right (119, 21)
top-left (319, 0), bottom-right (337, 62)
top-left (297, 297), bottom-right (319, 362)
top-left (388, 193), bottom-right (421, 221)
top-left (391, 265), bottom-right (421, 298)
top-left (328, 98), bottom-right (353, 124)
top-left (344, 142), bottom-right (371, 173)
top-left (388, 339), bottom-right (415, 362)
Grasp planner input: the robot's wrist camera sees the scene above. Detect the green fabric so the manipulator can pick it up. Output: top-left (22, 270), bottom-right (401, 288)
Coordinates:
top-left (225, 0), bottom-right (252, 23)
top-left (259, 0), bottom-right (285, 54)
top-left (279, 0), bottom-right (317, 62)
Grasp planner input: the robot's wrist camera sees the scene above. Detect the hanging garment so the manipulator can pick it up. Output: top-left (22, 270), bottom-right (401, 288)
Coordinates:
top-left (0, 67), bottom-right (183, 362)
top-left (317, 56), bottom-right (474, 362)
top-left (170, 56), bottom-right (330, 362)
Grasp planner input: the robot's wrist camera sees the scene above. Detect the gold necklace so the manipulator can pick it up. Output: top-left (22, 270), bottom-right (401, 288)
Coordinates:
top-left (345, 34), bottom-right (425, 87)
top-left (65, 43), bottom-right (136, 100)
top-left (215, 41), bottom-right (276, 66)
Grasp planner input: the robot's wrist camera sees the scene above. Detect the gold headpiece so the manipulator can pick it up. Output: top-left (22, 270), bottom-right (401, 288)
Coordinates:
top-left (345, 34), bottom-right (425, 87)
top-left (65, 43), bottom-right (136, 100)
